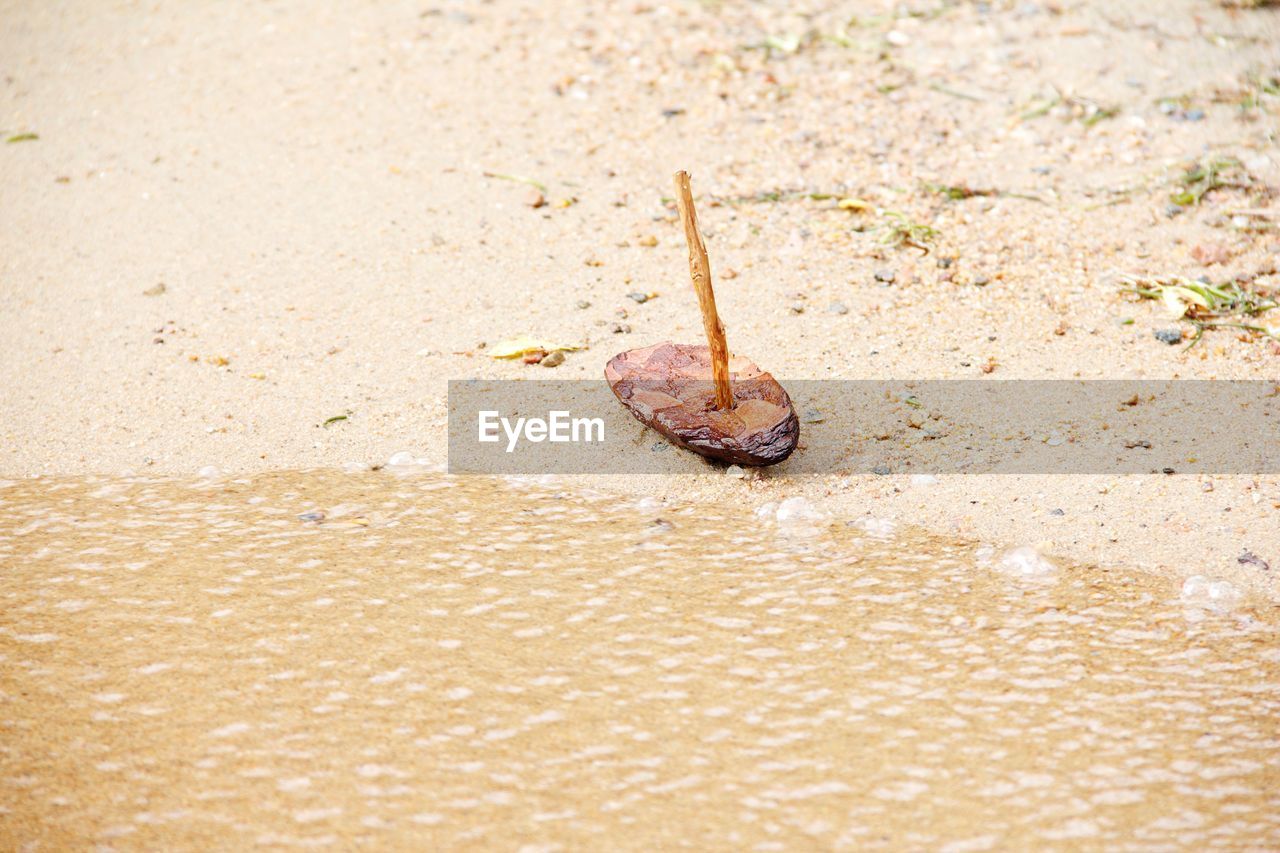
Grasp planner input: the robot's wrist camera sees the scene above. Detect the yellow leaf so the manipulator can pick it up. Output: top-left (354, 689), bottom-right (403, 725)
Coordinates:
top-left (1161, 286), bottom-right (1210, 318)
top-left (489, 336), bottom-right (582, 359)
top-left (837, 197), bottom-right (871, 211)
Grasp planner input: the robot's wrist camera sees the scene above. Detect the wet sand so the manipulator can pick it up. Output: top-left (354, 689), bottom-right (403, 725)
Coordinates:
top-left (2, 470), bottom-right (1278, 849)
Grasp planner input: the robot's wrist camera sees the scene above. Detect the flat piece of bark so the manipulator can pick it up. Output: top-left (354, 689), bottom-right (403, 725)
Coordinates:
top-left (606, 342), bottom-right (799, 466)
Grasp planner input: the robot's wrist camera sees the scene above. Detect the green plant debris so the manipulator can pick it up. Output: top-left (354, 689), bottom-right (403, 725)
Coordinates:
top-left (714, 188), bottom-right (851, 206)
top-left (744, 32), bottom-right (808, 56)
top-left (1169, 156), bottom-right (1247, 207)
top-left (1118, 273), bottom-right (1279, 348)
top-left (1221, 70), bottom-right (1280, 114)
top-left (482, 171), bottom-right (547, 193)
top-left (923, 182), bottom-right (1046, 205)
top-left (6, 133), bottom-right (38, 143)
top-left (322, 415), bottom-right (349, 428)
top-left (1156, 94), bottom-right (1194, 111)
top-left (821, 28), bottom-right (860, 49)
top-left (928, 83), bottom-right (985, 102)
top-left (878, 210), bottom-right (938, 253)
top-left (925, 183), bottom-right (996, 200)
top-left (762, 33), bottom-right (803, 54)
top-left (1019, 89), bottom-right (1118, 126)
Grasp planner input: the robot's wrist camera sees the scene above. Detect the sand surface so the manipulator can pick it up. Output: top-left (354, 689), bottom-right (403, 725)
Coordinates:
top-left (2, 0), bottom-right (1278, 594)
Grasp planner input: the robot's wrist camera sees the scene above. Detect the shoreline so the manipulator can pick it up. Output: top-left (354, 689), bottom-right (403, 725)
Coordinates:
top-left (4, 458), bottom-right (1276, 604)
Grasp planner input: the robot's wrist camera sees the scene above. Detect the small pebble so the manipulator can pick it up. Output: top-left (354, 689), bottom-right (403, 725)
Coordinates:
top-left (973, 274), bottom-right (990, 286)
top-left (725, 465), bottom-right (746, 479)
top-left (627, 292), bottom-right (650, 304)
top-left (576, 300), bottom-right (591, 309)
top-left (1237, 550), bottom-right (1269, 571)
top-left (637, 235), bottom-right (658, 248)
top-left (1049, 508), bottom-right (1065, 516)
top-left (523, 188), bottom-right (546, 208)
top-left (801, 408), bottom-right (824, 424)
top-left (387, 451), bottom-right (416, 467)
top-left (612, 322), bottom-right (631, 334)
top-left (873, 269), bottom-right (896, 283)
top-left (789, 302), bottom-right (805, 314)
top-left (1164, 204), bottom-right (1183, 218)
top-left (1153, 328), bottom-right (1183, 345)
top-left (540, 350), bottom-right (565, 367)
top-left (827, 301), bottom-right (849, 315)
top-left (298, 511), bottom-right (326, 523)
top-left (872, 464), bottom-right (891, 475)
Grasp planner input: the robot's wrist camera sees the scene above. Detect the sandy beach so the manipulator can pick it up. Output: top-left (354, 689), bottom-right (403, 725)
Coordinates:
top-left (2, 0), bottom-right (1278, 596)
top-left (3, 3), bottom-right (1280, 848)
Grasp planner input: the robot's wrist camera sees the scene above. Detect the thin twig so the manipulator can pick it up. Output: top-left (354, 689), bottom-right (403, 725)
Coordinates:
top-left (673, 170), bottom-right (734, 411)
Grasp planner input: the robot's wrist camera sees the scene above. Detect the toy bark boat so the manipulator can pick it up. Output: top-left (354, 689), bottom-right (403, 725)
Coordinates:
top-left (606, 171), bottom-right (799, 466)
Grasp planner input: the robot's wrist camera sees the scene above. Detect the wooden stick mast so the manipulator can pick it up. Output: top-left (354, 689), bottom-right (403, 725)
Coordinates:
top-left (673, 170), bottom-right (734, 411)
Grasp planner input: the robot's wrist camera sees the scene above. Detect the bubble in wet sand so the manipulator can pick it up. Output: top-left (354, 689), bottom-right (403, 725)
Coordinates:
top-left (775, 496), bottom-right (826, 523)
top-left (996, 547), bottom-right (1056, 579)
top-left (1180, 575), bottom-right (1241, 612)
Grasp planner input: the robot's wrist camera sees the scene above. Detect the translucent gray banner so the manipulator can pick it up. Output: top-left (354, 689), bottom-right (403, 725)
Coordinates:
top-left (448, 380), bottom-right (1279, 475)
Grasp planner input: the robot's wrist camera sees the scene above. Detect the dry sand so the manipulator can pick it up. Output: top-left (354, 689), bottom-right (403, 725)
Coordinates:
top-left (2, 0), bottom-right (1278, 595)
